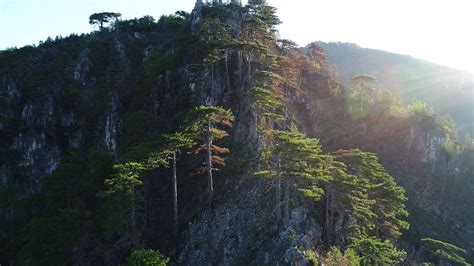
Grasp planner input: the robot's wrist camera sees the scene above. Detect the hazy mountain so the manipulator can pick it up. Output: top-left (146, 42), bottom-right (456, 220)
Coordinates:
top-left (318, 41), bottom-right (473, 135)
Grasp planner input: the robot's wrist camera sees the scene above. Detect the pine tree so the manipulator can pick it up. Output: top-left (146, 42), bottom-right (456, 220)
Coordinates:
top-left (246, 71), bottom-right (283, 168)
top-left (349, 74), bottom-right (377, 117)
top-left (160, 133), bottom-right (194, 243)
top-left (102, 162), bottom-right (147, 231)
top-left (186, 106), bottom-right (234, 207)
top-left (260, 125), bottom-right (331, 226)
top-left (420, 238), bottom-right (471, 266)
top-left (350, 236), bottom-right (406, 265)
top-left (323, 149), bottom-right (409, 264)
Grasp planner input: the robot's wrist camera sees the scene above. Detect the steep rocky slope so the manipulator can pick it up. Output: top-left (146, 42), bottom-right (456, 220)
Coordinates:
top-left (0, 2), bottom-right (473, 265)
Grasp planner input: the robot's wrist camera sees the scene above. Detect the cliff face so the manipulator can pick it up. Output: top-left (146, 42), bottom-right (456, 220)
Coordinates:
top-left (1, 5), bottom-right (270, 263)
top-left (1, 2), bottom-right (473, 264)
top-left (177, 177), bottom-right (323, 265)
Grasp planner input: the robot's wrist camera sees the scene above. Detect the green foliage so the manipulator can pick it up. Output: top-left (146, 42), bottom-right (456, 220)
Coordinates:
top-left (350, 236), bottom-right (406, 265)
top-left (325, 246), bottom-right (360, 266)
top-left (103, 162), bottom-right (146, 195)
top-left (407, 100), bottom-right (435, 118)
top-left (18, 208), bottom-right (87, 265)
top-left (305, 250), bottom-right (319, 265)
top-left (100, 130), bottom-right (194, 234)
top-left (119, 16), bottom-right (157, 32)
top-left (198, 16), bottom-right (231, 45)
top-left (437, 115), bottom-right (458, 138)
top-left (0, 1), bottom-right (432, 264)
top-left (145, 53), bottom-right (179, 76)
top-left (89, 12), bottom-right (122, 29)
top-left (319, 41), bottom-right (473, 135)
top-left (160, 132), bottom-right (195, 156)
top-left (88, 150), bottom-right (115, 188)
top-left (347, 77), bottom-right (376, 118)
top-left (0, 150), bottom-right (115, 263)
top-left (185, 106), bottom-right (234, 141)
top-left (126, 249), bottom-right (170, 266)
top-left (185, 105), bottom-right (234, 206)
top-left (157, 14), bottom-right (187, 32)
top-left (97, 191), bottom-right (131, 234)
top-left (246, 87), bottom-right (283, 120)
top-left (377, 89), bottom-right (406, 116)
top-left (246, 1), bottom-right (281, 33)
top-left (435, 115), bottom-right (462, 156)
top-left (119, 111), bottom-right (156, 152)
top-left (99, 161), bottom-right (148, 233)
top-left (421, 238), bottom-right (471, 265)
top-left (0, 186), bottom-right (23, 261)
top-left (274, 126), bottom-right (332, 200)
top-left (334, 150), bottom-right (409, 240)
top-left (259, 125), bottom-right (332, 202)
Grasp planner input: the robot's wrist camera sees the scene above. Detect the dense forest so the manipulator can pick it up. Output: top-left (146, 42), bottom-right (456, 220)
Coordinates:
top-left (0, 0), bottom-right (473, 265)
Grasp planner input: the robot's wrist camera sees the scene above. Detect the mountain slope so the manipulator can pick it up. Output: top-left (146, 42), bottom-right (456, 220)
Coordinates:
top-left (318, 41), bottom-right (473, 135)
top-left (0, 2), bottom-right (473, 265)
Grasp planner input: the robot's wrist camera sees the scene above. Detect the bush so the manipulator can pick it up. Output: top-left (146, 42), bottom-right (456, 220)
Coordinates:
top-left (325, 246), bottom-right (360, 266)
top-left (126, 249), bottom-right (169, 266)
top-left (305, 250), bottom-right (319, 265)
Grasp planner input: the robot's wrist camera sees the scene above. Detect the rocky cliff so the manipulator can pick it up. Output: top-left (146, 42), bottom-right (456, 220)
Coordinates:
top-left (0, 1), bottom-right (472, 264)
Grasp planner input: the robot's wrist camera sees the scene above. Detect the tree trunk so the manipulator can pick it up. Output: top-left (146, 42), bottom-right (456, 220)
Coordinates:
top-left (297, 72), bottom-right (302, 90)
top-left (9, 203), bottom-right (15, 251)
top-left (238, 51), bottom-right (242, 82)
top-left (211, 63), bottom-right (214, 99)
top-left (225, 50), bottom-right (231, 92)
top-left (255, 112), bottom-right (261, 170)
top-left (172, 151), bottom-right (179, 244)
top-left (131, 184), bottom-right (136, 231)
top-left (284, 175), bottom-right (290, 226)
top-left (207, 121), bottom-right (214, 208)
top-left (275, 153), bottom-right (281, 223)
top-left (325, 187), bottom-right (330, 244)
top-left (248, 51), bottom-right (252, 83)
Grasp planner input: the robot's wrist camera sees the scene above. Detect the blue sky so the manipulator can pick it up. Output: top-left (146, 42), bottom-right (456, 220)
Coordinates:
top-left (1, 0), bottom-right (473, 72)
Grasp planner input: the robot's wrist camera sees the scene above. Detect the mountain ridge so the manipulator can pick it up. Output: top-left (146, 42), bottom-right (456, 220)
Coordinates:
top-left (317, 41), bottom-right (473, 135)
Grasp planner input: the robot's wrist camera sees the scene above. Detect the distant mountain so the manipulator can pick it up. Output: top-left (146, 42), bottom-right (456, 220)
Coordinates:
top-left (318, 41), bottom-right (473, 135)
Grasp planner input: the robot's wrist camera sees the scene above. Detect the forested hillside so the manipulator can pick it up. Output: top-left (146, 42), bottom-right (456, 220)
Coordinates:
top-left (0, 1), bottom-right (473, 265)
top-left (318, 41), bottom-right (473, 135)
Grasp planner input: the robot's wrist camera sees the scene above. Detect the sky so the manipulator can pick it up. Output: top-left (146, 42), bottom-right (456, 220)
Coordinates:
top-left (0, 0), bottom-right (473, 73)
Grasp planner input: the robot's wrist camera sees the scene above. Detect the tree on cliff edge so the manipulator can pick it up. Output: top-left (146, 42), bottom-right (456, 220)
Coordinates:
top-left (89, 12), bottom-right (122, 30)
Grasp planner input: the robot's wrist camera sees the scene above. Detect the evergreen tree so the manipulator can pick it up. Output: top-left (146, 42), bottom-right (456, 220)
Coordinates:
top-left (15, 152), bottom-right (107, 264)
top-left (329, 149), bottom-right (409, 242)
top-left (348, 74), bottom-right (377, 117)
top-left (324, 149), bottom-right (409, 264)
top-left (160, 133), bottom-right (194, 242)
top-left (260, 125), bottom-right (332, 226)
top-left (89, 12), bottom-right (122, 30)
top-left (101, 162), bottom-right (147, 231)
top-left (421, 238), bottom-right (471, 266)
top-left (325, 246), bottom-right (360, 266)
top-left (185, 106), bottom-right (234, 207)
top-left (350, 236), bottom-right (406, 265)
top-left (246, 71), bottom-right (283, 168)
